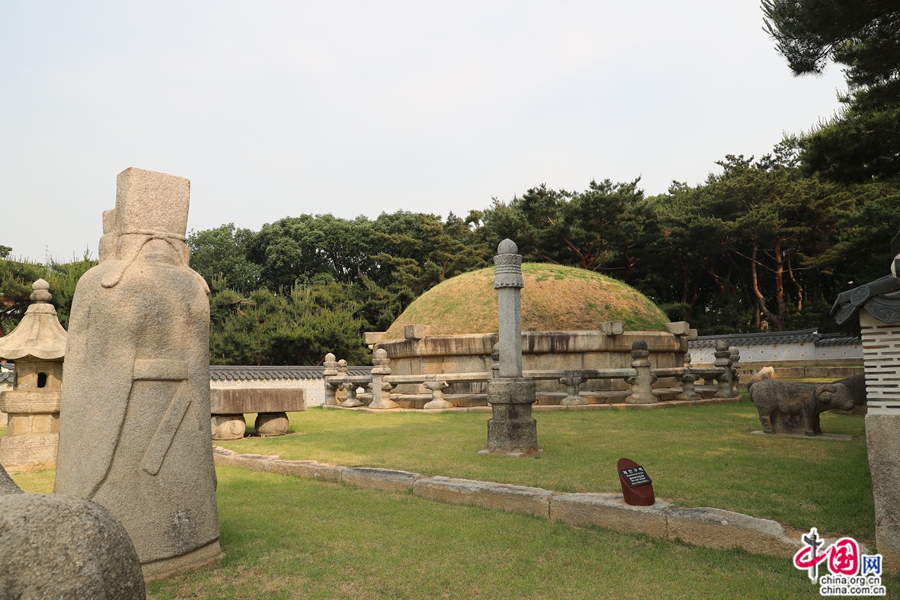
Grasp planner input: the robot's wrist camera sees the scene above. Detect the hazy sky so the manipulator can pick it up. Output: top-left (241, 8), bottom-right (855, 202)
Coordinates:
top-left (1, 1), bottom-right (848, 264)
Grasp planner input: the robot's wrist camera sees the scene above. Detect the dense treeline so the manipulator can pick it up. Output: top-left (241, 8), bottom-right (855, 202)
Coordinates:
top-left (2, 142), bottom-right (897, 365)
top-left (3, 1), bottom-right (897, 365)
top-left (184, 140), bottom-right (898, 364)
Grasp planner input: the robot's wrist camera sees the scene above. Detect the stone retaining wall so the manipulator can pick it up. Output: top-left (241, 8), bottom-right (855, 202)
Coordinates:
top-left (376, 330), bottom-right (688, 398)
top-left (213, 447), bottom-right (845, 560)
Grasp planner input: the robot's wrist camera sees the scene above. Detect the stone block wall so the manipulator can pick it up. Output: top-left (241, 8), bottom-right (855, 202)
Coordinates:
top-left (376, 329), bottom-right (688, 397)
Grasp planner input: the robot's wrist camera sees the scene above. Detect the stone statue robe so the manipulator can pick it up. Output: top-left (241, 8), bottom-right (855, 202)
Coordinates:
top-left (55, 244), bottom-right (219, 565)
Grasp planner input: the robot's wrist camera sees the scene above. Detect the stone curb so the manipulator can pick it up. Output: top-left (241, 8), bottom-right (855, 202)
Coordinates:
top-left (213, 447), bottom-right (817, 559)
top-left (342, 467), bottom-right (420, 492)
top-left (412, 476), bottom-right (554, 518)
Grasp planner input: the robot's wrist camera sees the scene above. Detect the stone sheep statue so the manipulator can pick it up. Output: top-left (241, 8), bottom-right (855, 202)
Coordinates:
top-left (749, 378), bottom-right (859, 436)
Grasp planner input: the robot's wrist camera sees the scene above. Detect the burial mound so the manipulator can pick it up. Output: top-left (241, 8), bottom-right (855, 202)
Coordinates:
top-left (383, 263), bottom-right (668, 339)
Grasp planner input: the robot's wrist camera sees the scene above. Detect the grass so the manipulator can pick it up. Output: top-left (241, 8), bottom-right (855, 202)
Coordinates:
top-left (217, 399), bottom-right (874, 543)
top-left (13, 466), bottom-right (876, 599)
top-left (5, 399), bottom-right (891, 599)
top-left (383, 263), bottom-right (668, 338)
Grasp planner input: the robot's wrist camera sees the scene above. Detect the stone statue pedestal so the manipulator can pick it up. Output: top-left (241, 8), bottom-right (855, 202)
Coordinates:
top-left (483, 378), bottom-right (538, 457)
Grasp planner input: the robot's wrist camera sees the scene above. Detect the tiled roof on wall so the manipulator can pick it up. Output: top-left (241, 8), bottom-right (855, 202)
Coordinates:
top-left (209, 365), bottom-right (370, 382)
top-left (689, 328), bottom-right (860, 349)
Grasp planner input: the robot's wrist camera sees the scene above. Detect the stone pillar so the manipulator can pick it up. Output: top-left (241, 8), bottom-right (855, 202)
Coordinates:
top-left (336, 359), bottom-right (349, 404)
top-left (625, 340), bottom-right (657, 404)
top-left (0, 280), bottom-right (67, 473)
top-left (484, 239), bottom-right (538, 456)
top-left (867, 414), bottom-right (900, 572)
top-left (729, 346), bottom-right (740, 396)
top-left (860, 309), bottom-right (900, 572)
top-left (675, 351), bottom-right (700, 401)
top-left (714, 341), bottom-right (734, 398)
top-left (323, 353), bottom-right (339, 406)
top-left (369, 349), bottom-right (398, 410)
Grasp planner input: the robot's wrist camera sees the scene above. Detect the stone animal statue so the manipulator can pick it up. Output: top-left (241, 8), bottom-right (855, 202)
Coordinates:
top-left (749, 379), bottom-right (858, 436)
top-left (0, 464), bottom-right (146, 600)
top-left (747, 366), bottom-right (775, 390)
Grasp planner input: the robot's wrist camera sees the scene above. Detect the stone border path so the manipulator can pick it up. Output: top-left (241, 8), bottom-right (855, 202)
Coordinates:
top-left (213, 445), bottom-right (857, 559)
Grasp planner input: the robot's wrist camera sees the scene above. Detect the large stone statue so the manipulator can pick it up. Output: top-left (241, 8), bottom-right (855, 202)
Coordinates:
top-left (54, 168), bottom-right (222, 580)
top-left (749, 379), bottom-right (858, 436)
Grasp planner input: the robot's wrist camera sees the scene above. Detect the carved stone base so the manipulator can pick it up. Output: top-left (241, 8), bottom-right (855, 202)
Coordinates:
top-left (484, 378), bottom-right (538, 457)
top-left (255, 412), bottom-right (289, 436)
top-left (211, 414), bottom-right (246, 441)
top-left (140, 539), bottom-right (224, 582)
top-left (0, 432), bottom-right (58, 473)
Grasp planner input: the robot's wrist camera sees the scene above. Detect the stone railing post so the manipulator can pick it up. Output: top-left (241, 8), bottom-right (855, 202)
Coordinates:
top-left (729, 346), bottom-right (740, 397)
top-left (336, 359), bottom-right (349, 404)
top-left (483, 239), bottom-right (538, 456)
top-left (342, 381), bottom-right (363, 408)
top-left (323, 353), bottom-right (339, 406)
top-left (675, 351), bottom-right (700, 401)
top-left (714, 341), bottom-right (734, 398)
top-left (369, 348), bottom-right (398, 410)
top-left (625, 340), bottom-right (657, 404)
top-left (559, 373), bottom-right (586, 406)
top-left (423, 379), bottom-right (452, 410)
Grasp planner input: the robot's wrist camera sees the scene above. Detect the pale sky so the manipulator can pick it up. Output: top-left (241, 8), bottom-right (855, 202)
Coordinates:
top-left (1, 1), bottom-right (848, 264)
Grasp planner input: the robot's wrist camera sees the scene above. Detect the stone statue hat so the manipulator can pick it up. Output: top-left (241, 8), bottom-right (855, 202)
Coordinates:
top-left (101, 167), bottom-right (192, 288)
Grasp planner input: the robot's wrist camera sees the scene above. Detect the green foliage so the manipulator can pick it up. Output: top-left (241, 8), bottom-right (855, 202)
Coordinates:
top-left (763, 0), bottom-right (900, 182)
top-left (0, 251), bottom-right (97, 334)
top-left (478, 179), bottom-right (649, 282)
top-left (209, 285), bottom-right (370, 366)
top-left (188, 224), bottom-right (262, 294)
top-left (645, 145), bottom-right (889, 332)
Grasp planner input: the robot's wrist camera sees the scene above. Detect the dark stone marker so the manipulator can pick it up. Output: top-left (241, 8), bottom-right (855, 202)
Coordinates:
top-left (617, 457), bottom-right (655, 506)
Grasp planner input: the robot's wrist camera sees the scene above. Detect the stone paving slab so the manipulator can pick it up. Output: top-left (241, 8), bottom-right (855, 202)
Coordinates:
top-left (213, 447), bottom-right (832, 559)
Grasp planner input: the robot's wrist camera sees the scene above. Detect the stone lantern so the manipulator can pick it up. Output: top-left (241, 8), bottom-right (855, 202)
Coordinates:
top-left (0, 279), bottom-right (67, 472)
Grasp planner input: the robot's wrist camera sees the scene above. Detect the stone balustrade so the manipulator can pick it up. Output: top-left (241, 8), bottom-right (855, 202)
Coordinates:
top-left (323, 340), bottom-right (740, 410)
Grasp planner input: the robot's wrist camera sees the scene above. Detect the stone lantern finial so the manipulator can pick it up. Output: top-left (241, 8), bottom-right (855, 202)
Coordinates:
top-left (30, 279), bottom-right (52, 303)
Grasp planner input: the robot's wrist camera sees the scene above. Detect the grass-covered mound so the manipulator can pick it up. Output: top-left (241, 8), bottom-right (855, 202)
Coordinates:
top-left (383, 263), bottom-right (668, 339)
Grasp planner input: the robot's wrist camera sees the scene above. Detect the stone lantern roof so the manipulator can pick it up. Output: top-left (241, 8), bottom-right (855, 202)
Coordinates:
top-left (0, 279), bottom-right (67, 361)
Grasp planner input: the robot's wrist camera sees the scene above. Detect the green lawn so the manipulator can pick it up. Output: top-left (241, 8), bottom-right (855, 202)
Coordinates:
top-left (6, 399), bottom-right (893, 599)
top-left (217, 399), bottom-right (873, 543)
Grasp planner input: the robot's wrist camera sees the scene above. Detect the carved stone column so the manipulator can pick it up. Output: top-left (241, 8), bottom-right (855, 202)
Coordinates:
top-left (714, 341), bottom-right (734, 398)
top-left (484, 239), bottom-right (538, 456)
top-left (625, 340), bottom-right (657, 404)
top-left (369, 349), bottom-right (398, 410)
top-left (323, 353), bottom-right (339, 406)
